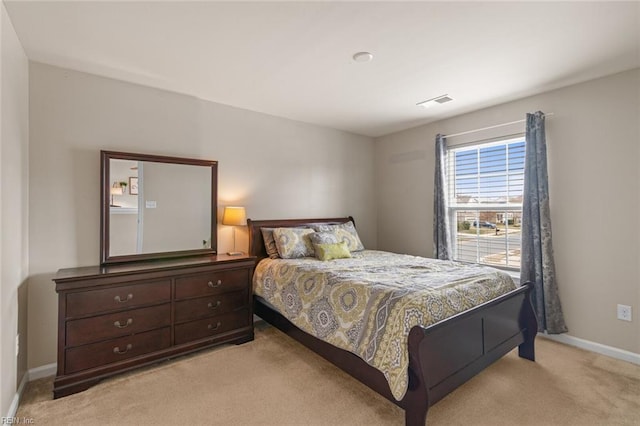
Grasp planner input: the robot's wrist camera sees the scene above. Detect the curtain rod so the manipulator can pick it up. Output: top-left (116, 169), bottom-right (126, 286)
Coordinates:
top-left (444, 112), bottom-right (554, 139)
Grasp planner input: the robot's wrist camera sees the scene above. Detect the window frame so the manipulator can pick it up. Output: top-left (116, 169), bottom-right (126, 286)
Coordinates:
top-left (446, 135), bottom-right (525, 272)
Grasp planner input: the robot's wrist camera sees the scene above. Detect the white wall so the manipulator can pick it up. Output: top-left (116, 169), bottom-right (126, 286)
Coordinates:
top-left (0, 2), bottom-right (29, 417)
top-left (375, 69), bottom-right (640, 354)
top-left (27, 62), bottom-right (376, 369)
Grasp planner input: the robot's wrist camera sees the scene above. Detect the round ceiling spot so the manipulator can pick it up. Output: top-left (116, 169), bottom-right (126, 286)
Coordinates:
top-left (352, 52), bottom-right (373, 62)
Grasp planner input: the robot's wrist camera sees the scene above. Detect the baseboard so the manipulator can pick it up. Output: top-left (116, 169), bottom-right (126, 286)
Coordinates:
top-left (6, 371), bottom-right (28, 419)
top-left (539, 332), bottom-right (640, 365)
top-left (28, 362), bottom-right (57, 380)
top-left (5, 363), bottom-right (57, 419)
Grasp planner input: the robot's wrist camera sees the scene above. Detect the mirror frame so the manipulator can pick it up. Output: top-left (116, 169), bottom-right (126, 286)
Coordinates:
top-left (100, 150), bottom-right (218, 265)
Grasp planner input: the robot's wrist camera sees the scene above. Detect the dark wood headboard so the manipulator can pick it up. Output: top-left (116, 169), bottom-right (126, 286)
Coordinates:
top-left (247, 216), bottom-right (354, 260)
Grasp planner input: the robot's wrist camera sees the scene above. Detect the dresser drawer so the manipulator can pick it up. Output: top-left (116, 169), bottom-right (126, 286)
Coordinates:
top-left (66, 280), bottom-right (171, 317)
top-left (175, 269), bottom-right (249, 299)
top-left (174, 309), bottom-right (250, 345)
top-left (174, 290), bottom-right (248, 323)
top-left (66, 304), bottom-right (171, 347)
top-left (65, 327), bottom-right (171, 374)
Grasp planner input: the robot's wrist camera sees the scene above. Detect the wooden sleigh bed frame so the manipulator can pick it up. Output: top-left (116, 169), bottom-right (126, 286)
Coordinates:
top-left (247, 217), bottom-right (538, 426)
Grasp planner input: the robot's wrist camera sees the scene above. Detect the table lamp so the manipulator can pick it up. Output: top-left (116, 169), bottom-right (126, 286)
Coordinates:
top-left (110, 184), bottom-right (123, 207)
top-left (222, 206), bottom-right (246, 255)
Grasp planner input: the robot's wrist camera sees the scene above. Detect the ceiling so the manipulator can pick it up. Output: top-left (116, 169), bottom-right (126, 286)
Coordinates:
top-left (4, 1), bottom-right (639, 137)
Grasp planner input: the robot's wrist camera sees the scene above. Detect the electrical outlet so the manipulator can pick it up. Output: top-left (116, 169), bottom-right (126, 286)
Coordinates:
top-left (617, 304), bottom-right (632, 322)
top-left (15, 334), bottom-right (19, 356)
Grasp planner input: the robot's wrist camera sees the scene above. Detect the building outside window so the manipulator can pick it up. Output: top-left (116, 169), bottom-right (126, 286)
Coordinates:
top-left (447, 137), bottom-right (525, 270)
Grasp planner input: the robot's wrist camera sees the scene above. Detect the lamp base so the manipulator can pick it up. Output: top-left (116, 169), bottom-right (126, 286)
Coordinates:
top-left (226, 251), bottom-right (243, 256)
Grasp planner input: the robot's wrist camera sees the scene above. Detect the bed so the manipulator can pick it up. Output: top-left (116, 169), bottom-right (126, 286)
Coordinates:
top-left (248, 216), bottom-right (537, 425)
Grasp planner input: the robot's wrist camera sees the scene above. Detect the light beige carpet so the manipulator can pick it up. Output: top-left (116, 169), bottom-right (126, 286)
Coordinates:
top-left (18, 324), bottom-right (640, 425)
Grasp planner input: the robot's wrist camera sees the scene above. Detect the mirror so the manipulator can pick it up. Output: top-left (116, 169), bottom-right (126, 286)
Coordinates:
top-left (100, 150), bottom-right (218, 264)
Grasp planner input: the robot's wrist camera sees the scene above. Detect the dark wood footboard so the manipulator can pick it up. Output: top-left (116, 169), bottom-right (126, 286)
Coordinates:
top-left (248, 217), bottom-right (537, 425)
top-left (255, 282), bottom-right (536, 425)
top-left (412, 283), bottom-right (537, 409)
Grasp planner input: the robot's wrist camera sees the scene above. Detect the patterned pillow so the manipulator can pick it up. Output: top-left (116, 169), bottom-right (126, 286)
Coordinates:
top-left (309, 232), bottom-right (340, 245)
top-left (261, 228), bottom-right (280, 259)
top-left (273, 227), bottom-right (315, 259)
top-left (313, 242), bottom-right (352, 261)
top-left (312, 221), bottom-right (364, 252)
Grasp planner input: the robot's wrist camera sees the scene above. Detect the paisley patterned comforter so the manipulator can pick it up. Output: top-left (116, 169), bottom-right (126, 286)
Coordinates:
top-left (253, 250), bottom-right (517, 401)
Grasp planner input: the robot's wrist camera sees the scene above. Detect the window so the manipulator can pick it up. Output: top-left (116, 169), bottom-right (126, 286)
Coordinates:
top-left (447, 137), bottom-right (525, 270)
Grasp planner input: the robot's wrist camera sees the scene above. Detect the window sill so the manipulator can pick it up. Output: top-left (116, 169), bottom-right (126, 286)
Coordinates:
top-left (456, 260), bottom-right (520, 283)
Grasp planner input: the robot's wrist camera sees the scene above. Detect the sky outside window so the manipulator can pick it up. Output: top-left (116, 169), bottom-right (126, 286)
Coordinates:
top-left (453, 140), bottom-right (525, 203)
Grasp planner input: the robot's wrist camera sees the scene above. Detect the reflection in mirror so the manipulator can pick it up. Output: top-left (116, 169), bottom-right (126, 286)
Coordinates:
top-left (101, 151), bottom-right (217, 265)
top-left (109, 159), bottom-right (139, 255)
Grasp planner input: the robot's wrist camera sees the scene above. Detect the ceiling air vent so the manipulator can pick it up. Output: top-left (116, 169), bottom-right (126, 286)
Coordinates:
top-left (434, 95), bottom-right (453, 104)
top-left (417, 94), bottom-right (454, 108)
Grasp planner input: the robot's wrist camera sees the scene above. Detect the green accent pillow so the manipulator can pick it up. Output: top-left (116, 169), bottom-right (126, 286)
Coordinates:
top-left (313, 242), bottom-right (352, 261)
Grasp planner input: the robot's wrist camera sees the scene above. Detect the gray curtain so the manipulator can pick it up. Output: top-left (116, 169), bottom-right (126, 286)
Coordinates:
top-left (433, 134), bottom-right (451, 260)
top-left (521, 112), bottom-right (568, 333)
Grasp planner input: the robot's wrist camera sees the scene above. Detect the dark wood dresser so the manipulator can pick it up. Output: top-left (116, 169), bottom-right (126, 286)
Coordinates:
top-left (52, 254), bottom-right (255, 398)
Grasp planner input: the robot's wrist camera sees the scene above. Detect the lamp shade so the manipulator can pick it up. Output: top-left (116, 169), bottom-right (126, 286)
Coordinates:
top-left (222, 206), bottom-right (246, 226)
top-left (110, 186), bottom-right (124, 195)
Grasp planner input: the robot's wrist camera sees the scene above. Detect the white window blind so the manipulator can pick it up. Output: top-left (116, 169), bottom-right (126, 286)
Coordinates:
top-left (447, 137), bottom-right (525, 270)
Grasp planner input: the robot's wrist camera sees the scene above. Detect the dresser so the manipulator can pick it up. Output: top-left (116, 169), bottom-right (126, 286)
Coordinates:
top-left (52, 254), bottom-right (255, 398)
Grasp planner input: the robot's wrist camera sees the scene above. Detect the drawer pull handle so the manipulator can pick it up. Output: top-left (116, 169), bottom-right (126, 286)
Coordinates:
top-left (114, 318), bottom-right (133, 328)
top-left (207, 301), bottom-right (221, 310)
top-left (114, 294), bottom-right (133, 303)
top-left (207, 280), bottom-right (222, 288)
top-left (113, 344), bottom-right (133, 355)
top-left (208, 322), bottom-right (222, 331)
